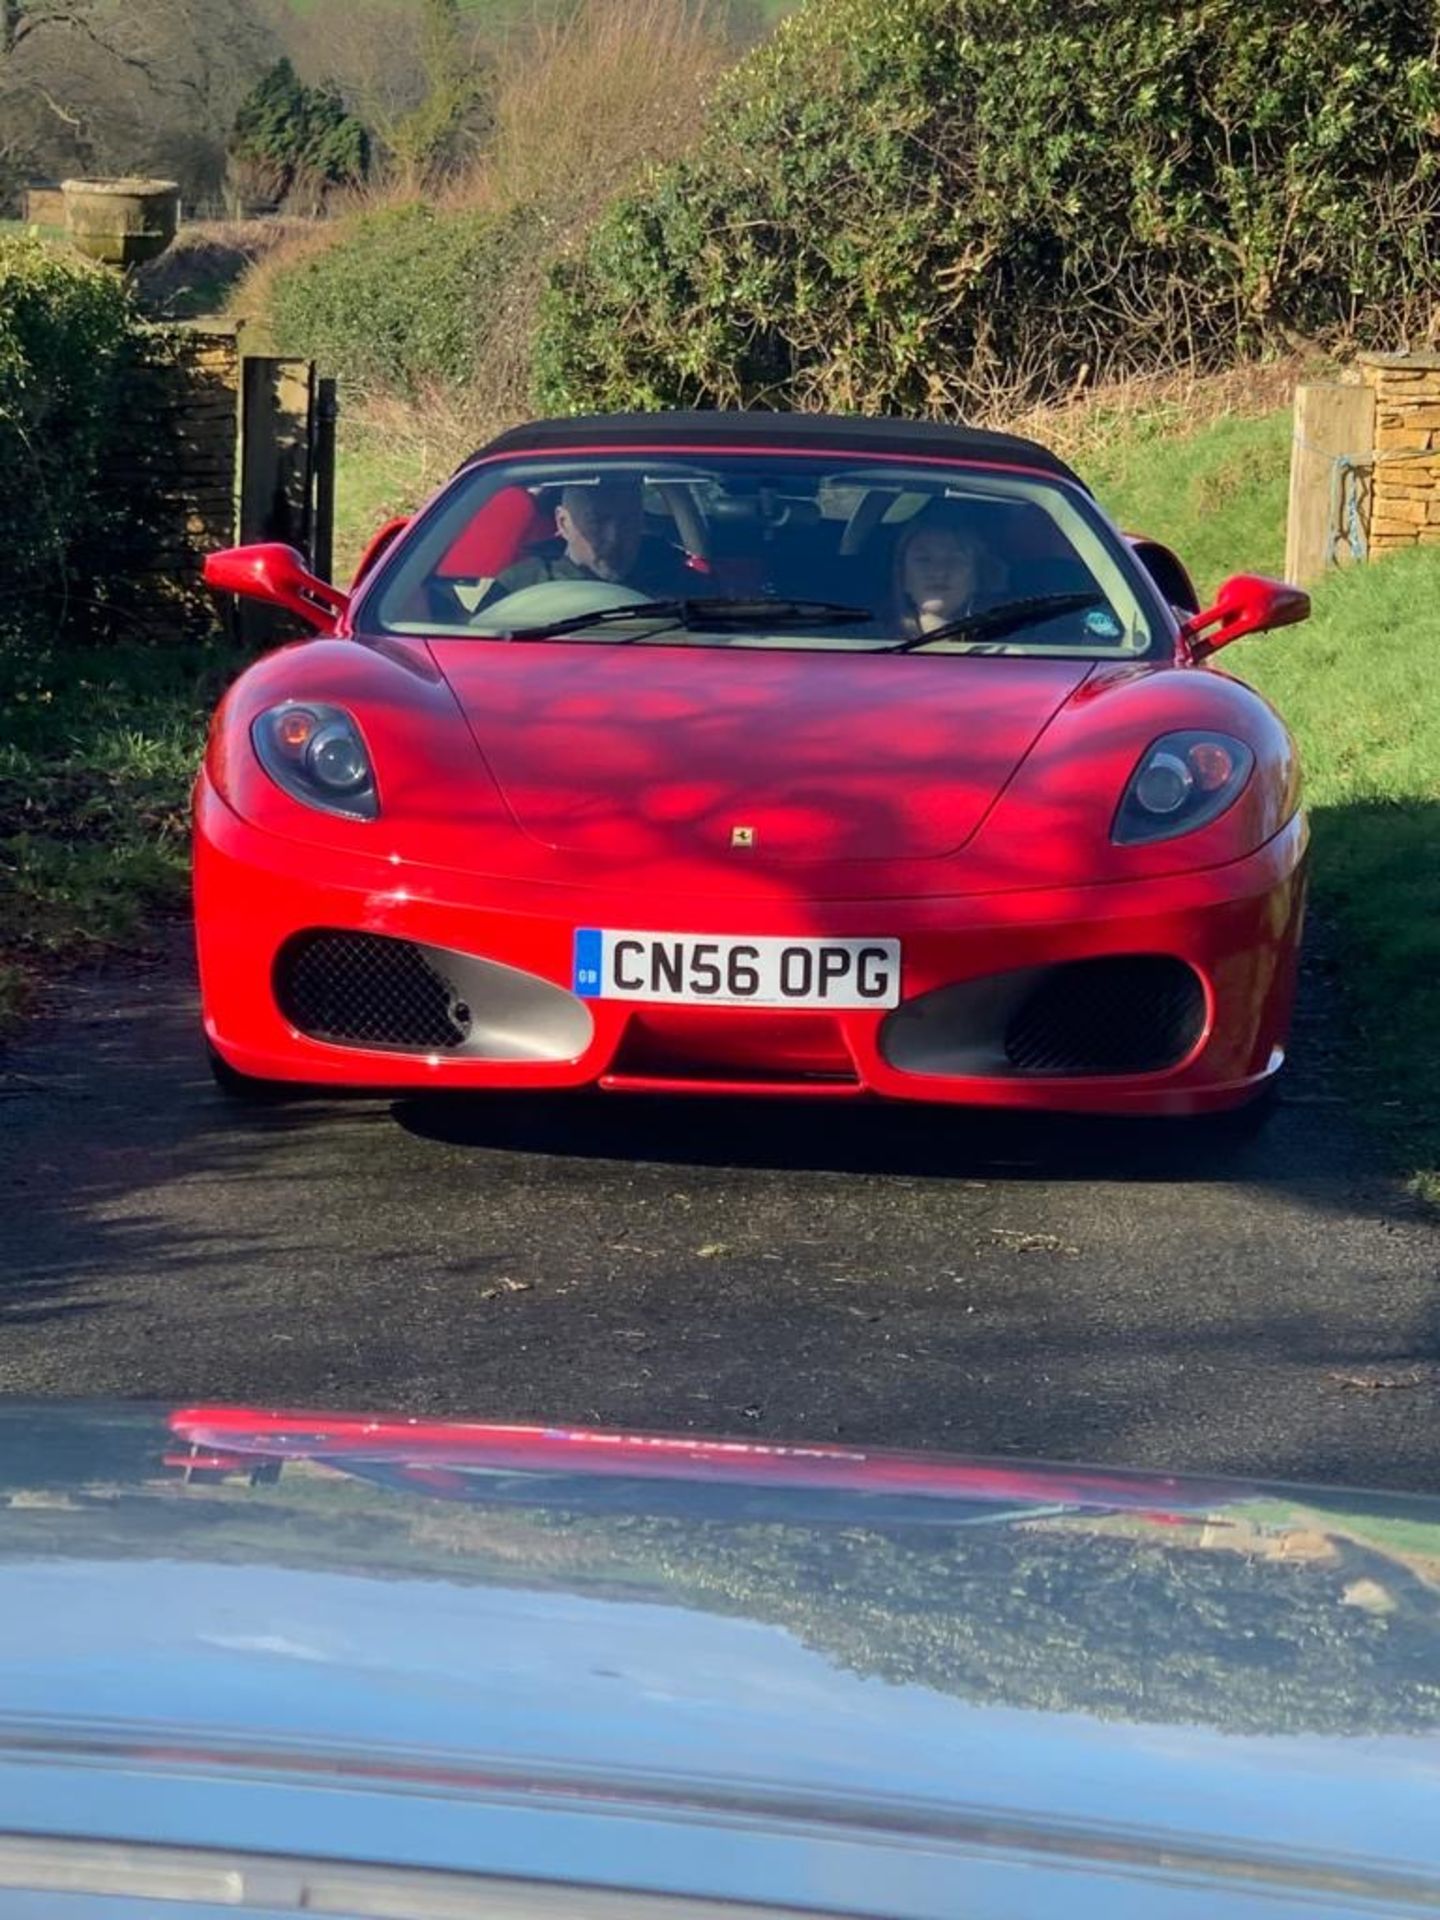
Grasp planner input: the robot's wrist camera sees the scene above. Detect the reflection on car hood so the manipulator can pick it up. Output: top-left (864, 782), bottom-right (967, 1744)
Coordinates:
top-left (427, 640), bottom-right (1091, 865)
top-left (2, 1405), bottom-right (1440, 1920)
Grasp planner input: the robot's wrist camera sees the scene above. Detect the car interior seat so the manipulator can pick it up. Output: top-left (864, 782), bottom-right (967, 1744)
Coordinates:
top-left (440, 485), bottom-right (553, 578)
top-left (1128, 537), bottom-right (1201, 614)
top-left (764, 499), bottom-right (854, 600)
top-left (423, 485), bottom-right (554, 620)
top-left (701, 494), bottom-right (772, 594)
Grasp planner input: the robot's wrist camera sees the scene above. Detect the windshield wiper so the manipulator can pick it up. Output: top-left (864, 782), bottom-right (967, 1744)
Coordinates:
top-left (501, 597), bottom-right (874, 641)
top-left (886, 590), bottom-right (1105, 652)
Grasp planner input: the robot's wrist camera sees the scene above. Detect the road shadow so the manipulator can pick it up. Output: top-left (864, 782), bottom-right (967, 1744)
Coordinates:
top-left (0, 929), bottom-right (396, 1330)
top-left (391, 1085), bottom-right (1281, 1183)
top-left (1, 825), bottom-right (1435, 1497)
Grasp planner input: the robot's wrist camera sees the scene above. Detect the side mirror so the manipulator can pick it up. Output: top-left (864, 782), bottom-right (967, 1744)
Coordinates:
top-left (350, 515), bottom-right (411, 591)
top-left (1180, 573), bottom-right (1309, 661)
top-left (203, 543), bottom-right (350, 635)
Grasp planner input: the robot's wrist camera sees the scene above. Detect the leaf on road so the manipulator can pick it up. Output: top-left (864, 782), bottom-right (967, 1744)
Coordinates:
top-left (990, 1228), bottom-right (1080, 1256)
top-left (1341, 1578), bottom-right (1397, 1614)
top-left (1326, 1367), bottom-right (1427, 1392)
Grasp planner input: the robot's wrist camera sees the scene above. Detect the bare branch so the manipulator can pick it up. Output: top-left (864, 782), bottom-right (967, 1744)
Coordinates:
top-left (26, 75), bottom-right (84, 127)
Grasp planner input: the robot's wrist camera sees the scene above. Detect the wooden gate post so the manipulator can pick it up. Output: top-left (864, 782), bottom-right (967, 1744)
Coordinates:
top-left (311, 376), bottom-right (339, 586)
top-left (1285, 382), bottom-right (1375, 585)
top-left (239, 355), bottom-right (317, 643)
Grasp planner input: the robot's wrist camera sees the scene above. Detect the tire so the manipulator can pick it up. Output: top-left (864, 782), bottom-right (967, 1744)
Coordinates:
top-left (206, 1040), bottom-right (296, 1105)
top-left (1197, 1077), bottom-right (1281, 1145)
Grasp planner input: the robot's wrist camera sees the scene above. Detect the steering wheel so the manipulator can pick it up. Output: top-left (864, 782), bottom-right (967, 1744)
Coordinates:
top-left (468, 578), bottom-right (655, 631)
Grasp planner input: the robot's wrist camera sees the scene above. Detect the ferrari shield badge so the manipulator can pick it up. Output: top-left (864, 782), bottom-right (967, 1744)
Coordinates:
top-left (730, 825), bottom-right (756, 848)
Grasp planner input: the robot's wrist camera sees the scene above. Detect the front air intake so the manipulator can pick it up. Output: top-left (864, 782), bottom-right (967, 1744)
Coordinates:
top-left (275, 932), bottom-right (471, 1052)
top-left (1004, 956), bottom-right (1205, 1076)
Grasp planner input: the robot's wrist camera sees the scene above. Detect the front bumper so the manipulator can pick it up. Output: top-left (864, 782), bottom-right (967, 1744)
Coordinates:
top-left (194, 780), bottom-right (1306, 1115)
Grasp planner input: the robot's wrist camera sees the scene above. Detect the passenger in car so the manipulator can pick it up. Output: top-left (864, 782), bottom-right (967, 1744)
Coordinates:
top-left (891, 504), bottom-right (1005, 639)
top-left (486, 478), bottom-right (689, 602)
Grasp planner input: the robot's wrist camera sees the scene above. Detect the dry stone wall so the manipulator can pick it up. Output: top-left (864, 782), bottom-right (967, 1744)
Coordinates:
top-left (101, 323), bottom-right (241, 638)
top-left (1359, 352), bottom-right (1440, 557)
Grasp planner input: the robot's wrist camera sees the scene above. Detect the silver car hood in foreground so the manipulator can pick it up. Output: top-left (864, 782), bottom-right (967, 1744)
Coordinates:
top-left (1, 1404), bottom-right (1439, 1920)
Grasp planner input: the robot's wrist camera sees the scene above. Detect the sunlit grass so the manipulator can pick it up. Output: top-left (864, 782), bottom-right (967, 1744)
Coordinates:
top-left (331, 406), bottom-right (458, 580)
top-left (1087, 408), bottom-right (1292, 600)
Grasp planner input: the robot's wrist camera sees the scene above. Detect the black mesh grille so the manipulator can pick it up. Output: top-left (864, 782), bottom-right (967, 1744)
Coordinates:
top-left (275, 932), bottom-right (472, 1052)
top-left (1004, 957), bottom-right (1204, 1077)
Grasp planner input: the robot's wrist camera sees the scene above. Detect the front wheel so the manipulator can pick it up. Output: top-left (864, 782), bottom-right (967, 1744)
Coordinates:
top-left (206, 1040), bottom-right (295, 1105)
top-left (1196, 1076), bottom-right (1281, 1145)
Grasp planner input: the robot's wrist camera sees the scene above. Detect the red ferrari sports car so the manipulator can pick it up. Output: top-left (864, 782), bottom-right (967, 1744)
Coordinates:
top-left (197, 411), bottom-right (1309, 1117)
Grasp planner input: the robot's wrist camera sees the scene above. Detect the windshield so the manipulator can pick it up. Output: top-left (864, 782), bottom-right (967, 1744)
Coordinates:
top-left (360, 451), bottom-right (1168, 659)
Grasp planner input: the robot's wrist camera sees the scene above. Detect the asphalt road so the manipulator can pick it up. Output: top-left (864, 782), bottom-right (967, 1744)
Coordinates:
top-left (1, 927), bottom-right (1436, 1491)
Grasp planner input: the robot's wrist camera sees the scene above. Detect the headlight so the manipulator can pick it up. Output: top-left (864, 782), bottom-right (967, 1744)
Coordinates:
top-left (252, 702), bottom-right (379, 820)
top-left (1113, 731), bottom-right (1253, 845)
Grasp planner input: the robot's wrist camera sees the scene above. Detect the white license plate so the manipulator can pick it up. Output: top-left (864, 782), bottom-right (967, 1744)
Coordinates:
top-left (573, 930), bottom-right (901, 1009)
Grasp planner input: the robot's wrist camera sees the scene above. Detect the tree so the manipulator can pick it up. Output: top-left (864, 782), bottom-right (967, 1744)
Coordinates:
top-left (280, 0), bottom-right (492, 192)
top-left (386, 0), bottom-right (490, 191)
top-left (227, 57), bottom-right (369, 214)
top-left (0, 0), bottom-right (281, 207)
top-left (537, 0), bottom-right (1440, 420)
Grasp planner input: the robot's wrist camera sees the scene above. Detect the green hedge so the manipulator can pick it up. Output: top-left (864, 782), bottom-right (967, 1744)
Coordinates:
top-left (0, 236), bottom-right (133, 626)
top-left (535, 0), bottom-right (1440, 417)
top-left (269, 202), bottom-right (526, 398)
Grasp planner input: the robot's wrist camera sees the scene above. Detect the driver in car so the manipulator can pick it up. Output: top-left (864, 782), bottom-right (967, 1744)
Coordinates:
top-left (487, 477), bottom-right (689, 602)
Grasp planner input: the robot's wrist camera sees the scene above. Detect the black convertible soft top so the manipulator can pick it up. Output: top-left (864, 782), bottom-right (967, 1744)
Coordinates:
top-left (468, 410), bottom-right (1088, 492)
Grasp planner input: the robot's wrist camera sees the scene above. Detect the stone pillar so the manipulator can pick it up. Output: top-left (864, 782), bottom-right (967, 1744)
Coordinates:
top-left (1358, 351), bottom-right (1440, 555)
top-left (21, 183), bottom-right (66, 227)
top-left (106, 322), bottom-right (243, 636)
top-left (91, 320), bottom-right (328, 641)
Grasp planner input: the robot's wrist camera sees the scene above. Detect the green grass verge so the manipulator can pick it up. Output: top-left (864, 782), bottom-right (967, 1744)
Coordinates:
top-left (0, 640), bottom-right (239, 1033)
top-left (1087, 407), bottom-right (1291, 599)
top-left (0, 407), bottom-right (422, 1027)
top-left (1236, 1496), bottom-right (1440, 1565)
top-left (0, 220), bottom-right (64, 242)
top-left (332, 418), bottom-right (441, 581)
top-left (279, 0), bottom-right (796, 14)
